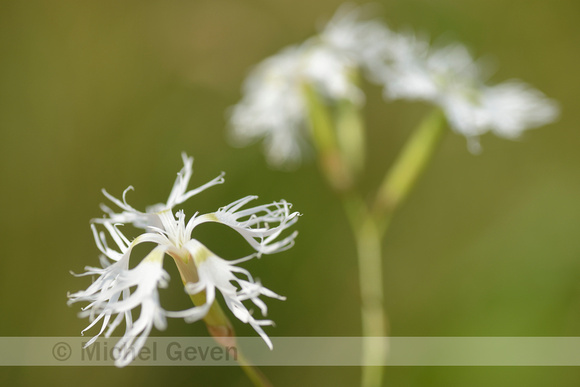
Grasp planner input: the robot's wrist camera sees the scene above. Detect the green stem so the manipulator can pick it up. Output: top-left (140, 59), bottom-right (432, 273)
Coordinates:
top-left (343, 109), bottom-right (446, 387)
top-left (303, 82), bottom-right (352, 192)
top-left (336, 72), bottom-right (365, 176)
top-left (303, 82), bottom-right (388, 386)
top-left (238, 352), bottom-right (273, 387)
top-left (187, 294), bottom-right (273, 387)
top-left (344, 196), bottom-right (388, 387)
top-left (373, 109), bottom-right (446, 228)
top-left (306, 88), bottom-right (446, 387)
top-left (356, 220), bottom-right (387, 387)
top-left (172, 251), bottom-right (273, 387)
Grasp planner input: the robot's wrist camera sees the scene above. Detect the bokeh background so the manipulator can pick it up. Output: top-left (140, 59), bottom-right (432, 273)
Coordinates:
top-left (1, 0), bottom-right (579, 386)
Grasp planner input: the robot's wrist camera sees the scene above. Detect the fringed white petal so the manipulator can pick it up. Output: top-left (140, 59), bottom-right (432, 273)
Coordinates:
top-left (194, 196), bottom-right (300, 256)
top-left (71, 154), bottom-right (298, 367)
top-left (185, 240), bottom-right (285, 349)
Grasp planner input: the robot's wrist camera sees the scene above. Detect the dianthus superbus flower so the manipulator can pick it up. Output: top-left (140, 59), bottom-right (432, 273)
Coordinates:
top-left (377, 37), bottom-right (560, 151)
top-left (228, 5), bottom-right (388, 168)
top-left (228, 43), bottom-right (360, 168)
top-left (68, 153), bottom-right (299, 367)
top-left (230, 3), bottom-right (560, 160)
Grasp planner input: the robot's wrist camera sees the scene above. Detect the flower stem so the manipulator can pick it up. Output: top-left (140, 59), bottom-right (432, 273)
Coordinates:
top-left (188, 293), bottom-right (273, 387)
top-left (303, 82), bottom-right (353, 192)
top-left (344, 108), bottom-right (446, 387)
top-left (238, 352), bottom-right (273, 387)
top-left (306, 85), bottom-right (446, 387)
top-left (373, 109), bottom-right (446, 226)
top-left (304, 83), bottom-right (389, 387)
top-left (344, 196), bottom-right (388, 387)
top-left (173, 252), bottom-right (273, 387)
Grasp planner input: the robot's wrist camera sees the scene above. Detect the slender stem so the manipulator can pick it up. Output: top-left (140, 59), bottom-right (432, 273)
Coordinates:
top-left (185, 295), bottom-right (273, 387)
top-left (172, 251), bottom-right (273, 387)
top-left (303, 82), bottom-right (353, 192)
top-left (303, 83), bottom-right (389, 386)
top-left (336, 71), bottom-right (366, 175)
top-left (238, 352), bottom-right (273, 387)
top-left (356, 218), bottom-right (387, 387)
top-left (344, 196), bottom-right (388, 387)
top-left (373, 109), bottom-right (446, 228)
top-left (306, 86), bottom-right (446, 387)
top-left (343, 108), bottom-right (446, 387)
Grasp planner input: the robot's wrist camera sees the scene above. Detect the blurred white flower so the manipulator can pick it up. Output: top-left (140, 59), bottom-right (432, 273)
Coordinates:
top-left (378, 36), bottom-right (560, 150)
top-left (319, 3), bottom-right (393, 81)
top-left (69, 153), bottom-right (299, 367)
top-left (230, 3), bottom-right (559, 159)
top-left (229, 42), bottom-right (359, 168)
top-left (229, 46), bottom-right (309, 167)
top-left (475, 82), bottom-right (561, 139)
top-left (228, 4), bottom-right (393, 168)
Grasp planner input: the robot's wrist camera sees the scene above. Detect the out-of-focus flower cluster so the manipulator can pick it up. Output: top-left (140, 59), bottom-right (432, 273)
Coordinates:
top-left (229, 3), bottom-right (559, 165)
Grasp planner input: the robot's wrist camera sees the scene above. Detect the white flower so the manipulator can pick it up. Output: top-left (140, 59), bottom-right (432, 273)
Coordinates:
top-left (474, 81), bottom-right (560, 139)
top-left (318, 3), bottom-right (393, 81)
top-left (301, 44), bottom-right (363, 104)
top-left (69, 154), bottom-right (299, 367)
top-left (228, 46), bottom-right (311, 167)
top-left (377, 35), bottom-right (560, 150)
top-left (229, 43), bottom-right (359, 168)
top-left (228, 6), bottom-right (381, 168)
top-left (184, 238), bottom-right (286, 349)
top-left (96, 153), bottom-right (225, 229)
top-left (230, 3), bottom-right (559, 159)
top-left (69, 245), bottom-right (174, 367)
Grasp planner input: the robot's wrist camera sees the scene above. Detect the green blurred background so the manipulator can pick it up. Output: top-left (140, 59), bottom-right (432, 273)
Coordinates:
top-left (1, 0), bottom-right (579, 386)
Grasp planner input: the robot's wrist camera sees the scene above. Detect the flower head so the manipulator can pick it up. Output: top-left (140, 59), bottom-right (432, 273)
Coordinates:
top-left (229, 43), bottom-right (360, 168)
top-left (68, 153), bottom-right (299, 367)
top-left (228, 45), bottom-right (312, 167)
top-left (95, 153), bottom-right (225, 229)
top-left (228, 4), bottom-right (390, 168)
top-left (319, 3), bottom-right (393, 80)
top-left (230, 3), bottom-right (559, 160)
top-left (377, 35), bottom-right (560, 150)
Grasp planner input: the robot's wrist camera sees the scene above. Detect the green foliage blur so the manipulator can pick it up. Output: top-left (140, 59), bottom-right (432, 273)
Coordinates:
top-left (1, 0), bottom-right (579, 386)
